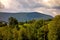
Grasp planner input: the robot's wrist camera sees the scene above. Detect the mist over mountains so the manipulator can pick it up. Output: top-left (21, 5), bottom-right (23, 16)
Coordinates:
top-left (0, 12), bottom-right (53, 22)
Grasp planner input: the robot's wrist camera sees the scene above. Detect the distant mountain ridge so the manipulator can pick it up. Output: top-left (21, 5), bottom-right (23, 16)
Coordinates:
top-left (0, 12), bottom-right (53, 22)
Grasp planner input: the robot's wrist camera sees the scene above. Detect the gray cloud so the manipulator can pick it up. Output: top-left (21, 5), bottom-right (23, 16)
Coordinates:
top-left (52, 6), bottom-right (60, 9)
top-left (0, 0), bottom-right (60, 16)
top-left (0, 0), bottom-right (60, 9)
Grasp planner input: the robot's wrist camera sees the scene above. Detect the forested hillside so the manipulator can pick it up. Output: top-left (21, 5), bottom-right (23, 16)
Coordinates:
top-left (0, 15), bottom-right (60, 40)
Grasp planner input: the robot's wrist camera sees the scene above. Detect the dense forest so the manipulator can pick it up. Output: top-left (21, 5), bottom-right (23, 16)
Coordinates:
top-left (0, 15), bottom-right (60, 40)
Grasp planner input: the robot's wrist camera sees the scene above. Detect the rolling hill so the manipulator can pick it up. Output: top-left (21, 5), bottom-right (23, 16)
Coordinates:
top-left (0, 12), bottom-right (53, 22)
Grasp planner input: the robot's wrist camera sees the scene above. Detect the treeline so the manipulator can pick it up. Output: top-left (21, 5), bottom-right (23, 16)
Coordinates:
top-left (0, 15), bottom-right (60, 40)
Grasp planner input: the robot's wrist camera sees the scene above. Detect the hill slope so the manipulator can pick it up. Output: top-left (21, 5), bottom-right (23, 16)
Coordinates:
top-left (0, 12), bottom-right (53, 22)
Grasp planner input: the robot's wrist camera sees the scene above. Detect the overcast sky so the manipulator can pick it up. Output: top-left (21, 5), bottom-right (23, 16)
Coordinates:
top-left (0, 0), bottom-right (60, 16)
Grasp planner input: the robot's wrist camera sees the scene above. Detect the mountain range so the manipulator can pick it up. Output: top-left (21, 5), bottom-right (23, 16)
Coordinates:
top-left (0, 12), bottom-right (53, 22)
